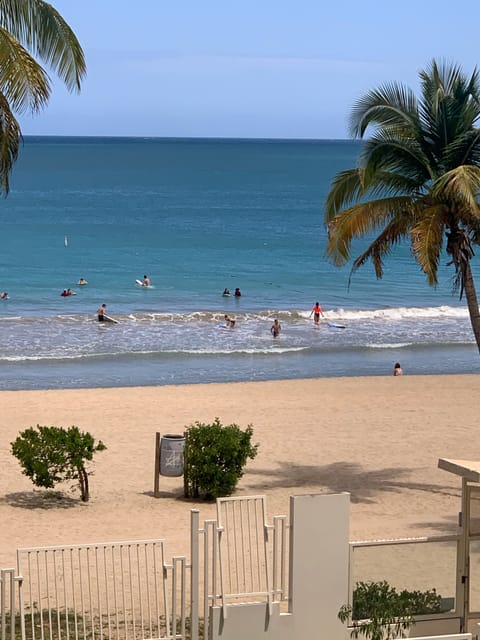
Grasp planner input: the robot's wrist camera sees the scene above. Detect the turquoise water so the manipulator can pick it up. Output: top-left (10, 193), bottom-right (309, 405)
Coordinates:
top-left (0, 136), bottom-right (478, 389)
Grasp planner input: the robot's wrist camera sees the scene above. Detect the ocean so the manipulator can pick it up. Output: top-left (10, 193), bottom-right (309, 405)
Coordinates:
top-left (0, 136), bottom-right (478, 390)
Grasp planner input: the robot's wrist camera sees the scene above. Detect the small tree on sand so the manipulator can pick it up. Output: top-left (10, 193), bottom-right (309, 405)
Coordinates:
top-left (11, 425), bottom-right (106, 502)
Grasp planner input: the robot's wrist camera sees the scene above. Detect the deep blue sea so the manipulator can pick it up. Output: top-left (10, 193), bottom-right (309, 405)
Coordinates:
top-left (0, 136), bottom-right (478, 390)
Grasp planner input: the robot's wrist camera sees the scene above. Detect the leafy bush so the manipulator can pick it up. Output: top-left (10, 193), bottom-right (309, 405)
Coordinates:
top-left (11, 425), bottom-right (106, 502)
top-left (339, 580), bottom-right (443, 640)
top-left (352, 581), bottom-right (443, 620)
top-left (183, 418), bottom-right (258, 499)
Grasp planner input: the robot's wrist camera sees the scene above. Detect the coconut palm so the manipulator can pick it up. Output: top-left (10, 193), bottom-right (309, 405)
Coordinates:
top-left (325, 59), bottom-right (480, 353)
top-left (0, 0), bottom-right (85, 193)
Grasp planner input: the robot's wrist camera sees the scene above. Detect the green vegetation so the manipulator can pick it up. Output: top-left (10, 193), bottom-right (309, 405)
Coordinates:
top-left (339, 580), bottom-right (444, 640)
top-left (183, 417), bottom-right (258, 499)
top-left (11, 425), bottom-right (106, 502)
top-left (0, 1), bottom-right (86, 193)
top-left (325, 59), bottom-right (480, 353)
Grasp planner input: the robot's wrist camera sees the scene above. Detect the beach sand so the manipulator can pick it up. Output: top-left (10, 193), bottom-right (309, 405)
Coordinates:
top-left (1, 375), bottom-right (478, 568)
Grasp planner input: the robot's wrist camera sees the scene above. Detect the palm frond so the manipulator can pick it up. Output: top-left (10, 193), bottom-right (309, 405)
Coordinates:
top-left (0, 0), bottom-right (85, 91)
top-left (443, 130), bottom-right (480, 169)
top-left (350, 213), bottom-right (412, 280)
top-left (0, 90), bottom-right (21, 193)
top-left (432, 166), bottom-right (480, 216)
top-left (324, 168), bottom-right (366, 222)
top-left (325, 196), bottom-right (413, 266)
top-left (419, 60), bottom-right (480, 168)
top-left (349, 82), bottom-right (417, 138)
top-left (411, 204), bottom-right (447, 285)
top-left (361, 132), bottom-right (433, 186)
top-left (0, 26), bottom-right (49, 113)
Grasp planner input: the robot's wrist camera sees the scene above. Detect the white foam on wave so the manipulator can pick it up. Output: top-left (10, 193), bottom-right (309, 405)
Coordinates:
top-left (298, 305), bottom-right (469, 322)
top-left (366, 343), bottom-right (413, 349)
top-left (167, 346), bottom-right (308, 355)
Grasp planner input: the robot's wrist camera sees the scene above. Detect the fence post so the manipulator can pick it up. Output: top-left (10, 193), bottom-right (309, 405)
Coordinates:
top-left (154, 432), bottom-right (161, 498)
top-left (190, 510), bottom-right (200, 640)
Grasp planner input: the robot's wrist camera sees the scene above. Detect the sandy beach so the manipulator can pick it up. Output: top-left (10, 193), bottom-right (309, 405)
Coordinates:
top-left (1, 375), bottom-right (478, 569)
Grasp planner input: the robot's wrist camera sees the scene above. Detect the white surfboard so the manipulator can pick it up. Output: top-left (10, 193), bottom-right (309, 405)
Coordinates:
top-left (327, 322), bottom-right (346, 329)
top-left (103, 314), bottom-right (119, 324)
top-left (135, 279), bottom-right (154, 288)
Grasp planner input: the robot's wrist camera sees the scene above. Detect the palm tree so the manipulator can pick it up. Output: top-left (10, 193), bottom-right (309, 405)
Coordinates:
top-left (325, 60), bottom-right (480, 353)
top-left (0, 0), bottom-right (86, 193)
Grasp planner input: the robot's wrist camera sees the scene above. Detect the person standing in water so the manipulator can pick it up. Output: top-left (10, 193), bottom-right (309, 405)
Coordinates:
top-left (393, 362), bottom-right (404, 376)
top-left (97, 303), bottom-right (107, 322)
top-left (143, 275), bottom-right (151, 286)
top-left (309, 301), bottom-right (325, 326)
top-left (271, 319), bottom-right (281, 337)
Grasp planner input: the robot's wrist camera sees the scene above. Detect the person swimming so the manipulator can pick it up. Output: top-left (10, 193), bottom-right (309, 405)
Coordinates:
top-left (223, 288), bottom-right (230, 296)
top-left (224, 314), bottom-right (236, 328)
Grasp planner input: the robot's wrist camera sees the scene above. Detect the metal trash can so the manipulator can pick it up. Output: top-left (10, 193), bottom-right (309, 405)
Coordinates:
top-left (159, 434), bottom-right (185, 477)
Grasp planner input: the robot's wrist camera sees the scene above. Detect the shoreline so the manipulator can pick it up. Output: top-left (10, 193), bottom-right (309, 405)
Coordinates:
top-left (0, 374), bottom-right (477, 567)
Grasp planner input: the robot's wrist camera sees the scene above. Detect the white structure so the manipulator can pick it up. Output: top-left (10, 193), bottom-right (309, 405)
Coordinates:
top-left (0, 483), bottom-right (476, 640)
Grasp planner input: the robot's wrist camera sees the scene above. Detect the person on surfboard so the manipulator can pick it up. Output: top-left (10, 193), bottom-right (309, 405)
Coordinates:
top-left (143, 275), bottom-right (151, 286)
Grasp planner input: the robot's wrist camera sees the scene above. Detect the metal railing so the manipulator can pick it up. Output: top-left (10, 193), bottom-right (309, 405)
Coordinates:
top-left (349, 535), bottom-right (461, 623)
top-left (2, 497), bottom-right (291, 640)
top-left (16, 539), bottom-right (184, 640)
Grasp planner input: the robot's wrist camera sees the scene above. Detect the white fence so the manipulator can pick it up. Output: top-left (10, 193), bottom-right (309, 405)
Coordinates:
top-left (0, 494), bottom-right (467, 640)
top-left (16, 539), bottom-right (183, 640)
top-left (1, 496), bottom-right (289, 640)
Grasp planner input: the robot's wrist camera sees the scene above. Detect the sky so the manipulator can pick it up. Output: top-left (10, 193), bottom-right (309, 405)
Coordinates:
top-left (18, 0), bottom-right (480, 139)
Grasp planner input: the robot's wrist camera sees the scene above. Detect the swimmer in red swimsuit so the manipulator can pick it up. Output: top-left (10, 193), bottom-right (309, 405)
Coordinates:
top-left (309, 302), bottom-right (325, 325)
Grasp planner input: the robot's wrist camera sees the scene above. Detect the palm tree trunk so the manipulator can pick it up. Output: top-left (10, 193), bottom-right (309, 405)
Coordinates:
top-left (464, 262), bottom-right (480, 353)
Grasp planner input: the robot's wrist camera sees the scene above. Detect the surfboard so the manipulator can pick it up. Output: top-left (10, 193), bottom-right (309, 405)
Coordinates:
top-left (135, 279), bottom-right (154, 288)
top-left (103, 314), bottom-right (119, 324)
top-left (327, 322), bottom-right (346, 329)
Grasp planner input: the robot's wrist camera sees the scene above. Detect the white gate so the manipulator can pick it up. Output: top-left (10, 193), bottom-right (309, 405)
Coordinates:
top-left (16, 539), bottom-right (186, 640)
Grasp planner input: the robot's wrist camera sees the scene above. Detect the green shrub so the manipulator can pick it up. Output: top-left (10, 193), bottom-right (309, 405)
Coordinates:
top-left (11, 425), bottom-right (106, 502)
top-left (183, 418), bottom-right (258, 499)
top-left (339, 580), bottom-right (444, 640)
top-left (352, 581), bottom-right (443, 620)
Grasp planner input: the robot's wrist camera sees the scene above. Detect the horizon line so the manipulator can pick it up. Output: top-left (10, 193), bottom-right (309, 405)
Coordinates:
top-left (22, 134), bottom-right (357, 143)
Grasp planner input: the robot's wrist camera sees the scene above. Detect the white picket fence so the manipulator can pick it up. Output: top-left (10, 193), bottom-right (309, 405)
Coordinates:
top-left (0, 496), bottom-right (289, 640)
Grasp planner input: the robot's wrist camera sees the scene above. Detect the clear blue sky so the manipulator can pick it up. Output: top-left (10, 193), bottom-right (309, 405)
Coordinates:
top-left (19, 0), bottom-right (480, 139)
